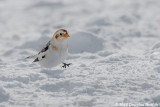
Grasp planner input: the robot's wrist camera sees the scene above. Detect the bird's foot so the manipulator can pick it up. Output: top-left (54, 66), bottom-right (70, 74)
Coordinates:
top-left (62, 63), bottom-right (72, 68)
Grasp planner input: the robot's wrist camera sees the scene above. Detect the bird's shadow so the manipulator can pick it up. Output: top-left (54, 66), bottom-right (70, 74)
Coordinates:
top-left (40, 69), bottom-right (64, 79)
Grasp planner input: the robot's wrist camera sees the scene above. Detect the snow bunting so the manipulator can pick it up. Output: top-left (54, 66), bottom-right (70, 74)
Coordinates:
top-left (26, 29), bottom-right (71, 68)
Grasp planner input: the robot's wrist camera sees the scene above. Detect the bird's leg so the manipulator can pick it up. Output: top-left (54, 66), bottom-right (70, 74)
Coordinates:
top-left (62, 63), bottom-right (72, 68)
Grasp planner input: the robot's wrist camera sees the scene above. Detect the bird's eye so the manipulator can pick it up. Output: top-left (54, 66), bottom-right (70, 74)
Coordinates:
top-left (60, 33), bottom-right (62, 35)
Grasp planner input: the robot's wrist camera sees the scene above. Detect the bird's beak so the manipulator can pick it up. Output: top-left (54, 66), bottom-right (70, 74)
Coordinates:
top-left (65, 33), bottom-right (70, 38)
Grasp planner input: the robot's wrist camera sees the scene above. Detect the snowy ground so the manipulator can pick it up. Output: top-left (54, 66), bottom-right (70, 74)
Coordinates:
top-left (1, 0), bottom-right (160, 107)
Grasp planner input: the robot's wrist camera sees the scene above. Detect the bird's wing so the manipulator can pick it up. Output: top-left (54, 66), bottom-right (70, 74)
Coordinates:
top-left (38, 41), bottom-right (50, 54)
top-left (33, 41), bottom-right (51, 62)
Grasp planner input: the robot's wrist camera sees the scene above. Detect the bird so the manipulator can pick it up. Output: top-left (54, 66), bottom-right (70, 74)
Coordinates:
top-left (26, 29), bottom-right (71, 68)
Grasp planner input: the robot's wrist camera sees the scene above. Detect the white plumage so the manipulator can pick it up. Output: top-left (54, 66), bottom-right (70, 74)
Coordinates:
top-left (26, 29), bottom-right (70, 68)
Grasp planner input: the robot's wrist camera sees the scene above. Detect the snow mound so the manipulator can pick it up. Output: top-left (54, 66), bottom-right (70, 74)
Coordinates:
top-left (68, 31), bottom-right (103, 53)
top-left (150, 42), bottom-right (160, 60)
top-left (152, 42), bottom-right (160, 50)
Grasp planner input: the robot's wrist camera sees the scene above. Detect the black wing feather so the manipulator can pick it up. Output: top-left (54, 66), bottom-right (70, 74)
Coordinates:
top-left (38, 41), bottom-right (50, 54)
top-left (33, 41), bottom-right (50, 62)
top-left (33, 57), bottom-right (39, 62)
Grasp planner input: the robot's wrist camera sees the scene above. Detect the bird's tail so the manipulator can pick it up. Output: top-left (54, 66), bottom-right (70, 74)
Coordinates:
top-left (25, 54), bottom-right (38, 59)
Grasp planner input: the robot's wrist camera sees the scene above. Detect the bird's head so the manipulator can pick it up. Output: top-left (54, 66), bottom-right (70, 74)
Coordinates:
top-left (52, 29), bottom-right (69, 42)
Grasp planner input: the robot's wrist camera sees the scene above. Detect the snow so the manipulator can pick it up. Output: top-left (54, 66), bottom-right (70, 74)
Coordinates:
top-left (69, 31), bottom-right (103, 53)
top-left (1, 0), bottom-right (160, 107)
